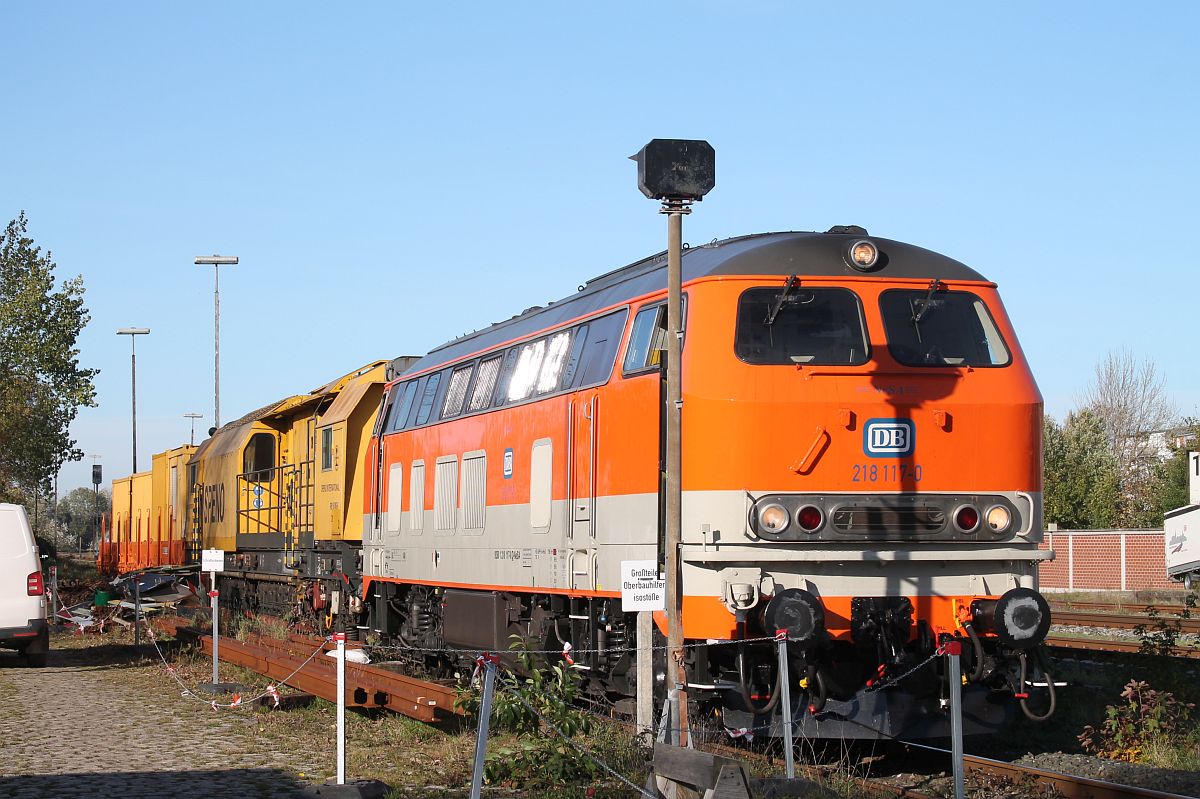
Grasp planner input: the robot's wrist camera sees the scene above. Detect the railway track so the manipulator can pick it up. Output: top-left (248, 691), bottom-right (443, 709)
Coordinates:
top-left (1052, 609), bottom-right (1200, 635)
top-left (1046, 634), bottom-right (1200, 659)
top-left (152, 621), bottom-right (1194, 799)
top-left (1050, 600), bottom-right (1191, 616)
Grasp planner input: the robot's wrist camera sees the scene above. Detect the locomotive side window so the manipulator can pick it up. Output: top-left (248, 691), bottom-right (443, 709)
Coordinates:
top-left (468, 356), bottom-right (502, 411)
top-left (414, 372), bottom-right (443, 426)
top-left (561, 325), bottom-right (589, 387)
top-left (735, 287), bottom-right (868, 366)
top-left (373, 386), bottom-right (395, 437)
top-left (623, 304), bottom-right (668, 374)
top-left (879, 289), bottom-right (1011, 367)
top-left (441, 364), bottom-right (474, 418)
top-left (537, 331), bottom-right (573, 393)
top-left (387, 381), bottom-right (418, 432)
top-left (507, 338), bottom-right (547, 402)
top-left (574, 309), bottom-right (628, 387)
top-left (243, 433), bottom-right (275, 482)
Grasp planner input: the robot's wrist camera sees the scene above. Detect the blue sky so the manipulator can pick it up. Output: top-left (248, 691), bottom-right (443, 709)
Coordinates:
top-left (4, 2), bottom-right (1197, 493)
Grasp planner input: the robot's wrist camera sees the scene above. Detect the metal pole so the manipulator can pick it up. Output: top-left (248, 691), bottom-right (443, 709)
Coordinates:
top-left (131, 337), bottom-right (138, 473)
top-left (133, 576), bottom-right (141, 647)
top-left (776, 632), bottom-right (794, 778)
top-left (210, 571), bottom-right (220, 684)
top-left (663, 200), bottom-right (688, 747)
top-left (470, 656), bottom-right (498, 799)
top-left (214, 265), bottom-right (221, 429)
top-left (335, 631), bottom-right (346, 785)
top-left (946, 641), bottom-right (965, 799)
top-left (636, 610), bottom-right (654, 739)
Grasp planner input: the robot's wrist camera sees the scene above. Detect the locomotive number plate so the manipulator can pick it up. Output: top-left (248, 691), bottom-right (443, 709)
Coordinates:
top-left (851, 463), bottom-right (923, 483)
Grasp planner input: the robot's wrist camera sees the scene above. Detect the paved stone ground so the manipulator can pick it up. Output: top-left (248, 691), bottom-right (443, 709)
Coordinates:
top-left (0, 636), bottom-right (320, 799)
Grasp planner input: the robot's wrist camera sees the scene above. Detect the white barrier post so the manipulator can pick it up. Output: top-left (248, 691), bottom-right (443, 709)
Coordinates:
top-left (209, 572), bottom-right (219, 684)
top-left (201, 549), bottom-right (225, 690)
top-left (775, 630), bottom-right (794, 779)
top-left (944, 640), bottom-right (965, 799)
top-left (334, 631), bottom-right (346, 785)
top-left (470, 653), bottom-right (498, 799)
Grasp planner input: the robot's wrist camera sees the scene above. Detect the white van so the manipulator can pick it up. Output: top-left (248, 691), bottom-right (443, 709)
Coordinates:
top-left (0, 503), bottom-right (48, 666)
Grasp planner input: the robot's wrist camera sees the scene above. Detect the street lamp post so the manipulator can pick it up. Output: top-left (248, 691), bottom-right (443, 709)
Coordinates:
top-left (116, 328), bottom-right (150, 474)
top-left (194, 255), bottom-right (238, 429)
top-left (184, 413), bottom-right (204, 446)
top-left (117, 327), bottom-right (149, 648)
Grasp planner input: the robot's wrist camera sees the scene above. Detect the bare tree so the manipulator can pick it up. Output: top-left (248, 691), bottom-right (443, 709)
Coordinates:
top-left (1076, 349), bottom-right (1178, 525)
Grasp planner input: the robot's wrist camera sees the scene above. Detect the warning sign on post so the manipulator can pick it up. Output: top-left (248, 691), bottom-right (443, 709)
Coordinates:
top-left (201, 549), bottom-right (225, 572)
top-left (620, 560), bottom-right (665, 611)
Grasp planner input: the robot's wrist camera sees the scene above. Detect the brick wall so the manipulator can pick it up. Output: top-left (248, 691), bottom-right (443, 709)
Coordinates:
top-left (1038, 530), bottom-right (1178, 591)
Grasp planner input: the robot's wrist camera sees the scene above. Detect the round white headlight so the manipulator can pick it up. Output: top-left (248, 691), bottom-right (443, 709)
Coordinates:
top-left (846, 239), bottom-right (879, 270)
top-left (758, 503), bottom-right (790, 534)
top-left (985, 505), bottom-right (1012, 532)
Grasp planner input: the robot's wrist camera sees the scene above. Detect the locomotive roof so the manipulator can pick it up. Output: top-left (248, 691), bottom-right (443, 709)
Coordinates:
top-left (399, 229), bottom-right (986, 378)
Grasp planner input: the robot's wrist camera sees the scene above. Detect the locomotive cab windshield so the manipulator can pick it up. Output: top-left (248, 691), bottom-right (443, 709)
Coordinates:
top-left (881, 288), bottom-right (1011, 366)
top-left (735, 286), bottom-right (869, 366)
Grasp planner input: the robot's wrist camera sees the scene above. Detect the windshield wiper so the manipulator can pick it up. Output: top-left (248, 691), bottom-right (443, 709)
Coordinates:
top-left (910, 279), bottom-right (945, 341)
top-left (764, 274), bottom-right (799, 327)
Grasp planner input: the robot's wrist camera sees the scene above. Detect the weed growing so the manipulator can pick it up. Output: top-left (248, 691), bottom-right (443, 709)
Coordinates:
top-left (1079, 679), bottom-right (1197, 763)
top-left (456, 636), bottom-right (649, 792)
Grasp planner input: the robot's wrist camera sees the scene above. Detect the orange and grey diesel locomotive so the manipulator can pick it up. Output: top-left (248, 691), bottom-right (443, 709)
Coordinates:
top-left (359, 227), bottom-right (1057, 739)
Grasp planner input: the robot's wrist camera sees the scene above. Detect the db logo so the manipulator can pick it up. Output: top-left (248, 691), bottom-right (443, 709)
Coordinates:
top-left (864, 419), bottom-right (915, 457)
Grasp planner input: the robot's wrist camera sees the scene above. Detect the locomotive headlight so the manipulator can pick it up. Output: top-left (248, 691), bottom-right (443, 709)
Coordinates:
top-left (846, 239), bottom-right (879, 270)
top-left (757, 503), bottom-right (790, 535)
top-left (953, 504), bottom-right (980, 533)
top-left (796, 504), bottom-right (824, 533)
top-left (985, 505), bottom-right (1011, 532)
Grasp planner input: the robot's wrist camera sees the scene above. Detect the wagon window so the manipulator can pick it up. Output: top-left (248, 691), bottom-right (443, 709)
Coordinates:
top-left (321, 427), bottom-right (333, 471)
top-left (243, 433), bottom-right (275, 482)
top-left (735, 287), bottom-right (868, 366)
top-left (879, 289), bottom-right (1010, 367)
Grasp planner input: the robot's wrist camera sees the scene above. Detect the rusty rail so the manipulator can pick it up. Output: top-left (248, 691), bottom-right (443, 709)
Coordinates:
top-left (167, 624), bottom-right (460, 723)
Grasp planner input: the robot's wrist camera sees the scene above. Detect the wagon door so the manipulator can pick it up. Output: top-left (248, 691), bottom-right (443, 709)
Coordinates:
top-left (317, 422), bottom-right (347, 538)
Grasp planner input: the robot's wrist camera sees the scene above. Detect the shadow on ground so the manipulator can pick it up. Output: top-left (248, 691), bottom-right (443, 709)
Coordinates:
top-left (0, 641), bottom-right (170, 672)
top-left (0, 768), bottom-right (316, 798)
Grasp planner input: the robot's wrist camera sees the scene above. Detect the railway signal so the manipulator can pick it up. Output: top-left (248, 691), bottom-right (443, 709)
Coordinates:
top-left (632, 139), bottom-right (715, 748)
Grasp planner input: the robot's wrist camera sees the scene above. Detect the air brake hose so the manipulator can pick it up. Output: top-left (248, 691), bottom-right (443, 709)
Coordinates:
top-left (963, 623), bottom-right (985, 682)
top-left (735, 622), bottom-right (782, 714)
top-left (1017, 648), bottom-right (1057, 722)
top-left (807, 665), bottom-right (829, 714)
